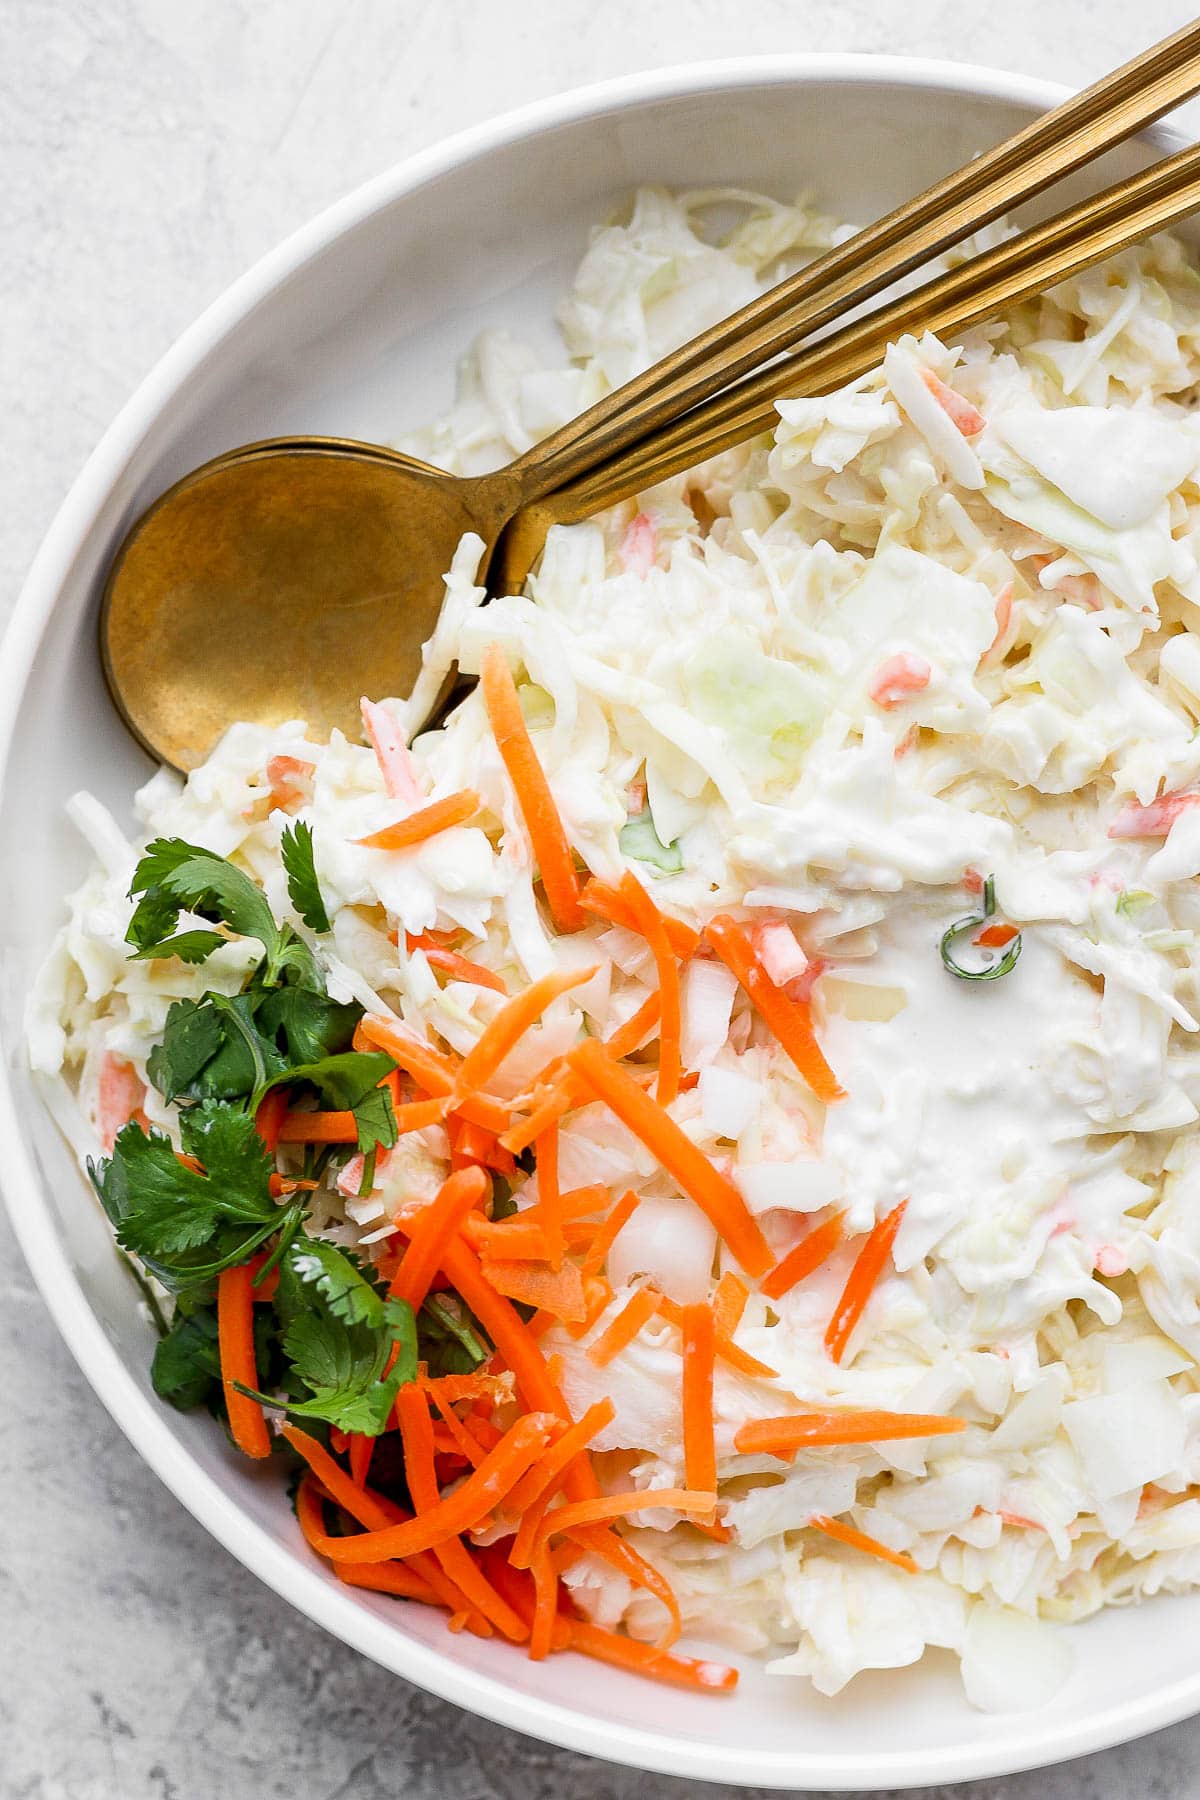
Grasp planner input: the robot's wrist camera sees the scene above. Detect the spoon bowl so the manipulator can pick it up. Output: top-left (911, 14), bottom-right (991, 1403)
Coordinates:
top-left (100, 441), bottom-right (514, 769)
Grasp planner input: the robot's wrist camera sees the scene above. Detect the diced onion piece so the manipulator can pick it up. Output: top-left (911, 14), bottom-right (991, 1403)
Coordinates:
top-left (961, 1604), bottom-right (1072, 1714)
top-left (820, 978), bottom-right (908, 1022)
top-left (735, 1159), bottom-right (843, 1217)
top-left (1061, 1380), bottom-right (1186, 1499)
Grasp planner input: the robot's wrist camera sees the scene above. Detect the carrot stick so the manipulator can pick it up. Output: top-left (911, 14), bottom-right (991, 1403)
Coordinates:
top-left (389, 1166), bottom-right (489, 1310)
top-left (580, 1189), bottom-right (640, 1279)
top-left (655, 1295), bottom-right (778, 1380)
top-left (506, 1399), bottom-right (615, 1530)
top-left (565, 1618), bottom-right (737, 1693)
top-left (217, 1264), bottom-right (270, 1459)
top-left (580, 877), bottom-right (701, 960)
top-left (528, 1545), bottom-right (560, 1662)
top-left (357, 788), bottom-right (480, 851)
top-left (254, 1087), bottom-right (289, 1153)
top-left (567, 1522), bottom-right (683, 1647)
top-left (587, 1284), bottom-right (662, 1368)
top-left (356, 1016), bottom-right (512, 1133)
top-left (568, 1038), bottom-right (771, 1278)
top-left (477, 1547), bottom-right (572, 1652)
top-left (733, 1410), bottom-right (967, 1455)
top-left (536, 1489), bottom-right (718, 1551)
top-left (417, 945), bottom-right (508, 994)
top-left (277, 1109), bottom-right (359, 1144)
top-left (680, 1303), bottom-right (717, 1498)
top-left (394, 1385), bottom-right (528, 1642)
top-left (463, 1216), bottom-right (555, 1262)
top-left (432, 1400), bottom-right (489, 1468)
top-left (332, 1559), bottom-right (442, 1601)
top-left (480, 1257), bottom-right (586, 1324)
top-left (617, 871), bottom-right (681, 1105)
top-left (456, 964), bottom-right (598, 1095)
top-left (348, 1433), bottom-right (373, 1489)
top-left (761, 1210), bottom-right (847, 1301)
top-left (711, 1272), bottom-right (748, 1337)
top-left (535, 1120), bottom-right (563, 1271)
top-left (498, 993), bottom-right (662, 1157)
top-left (419, 1369), bottom-right (512, 1407)
top-left (603, 990), bottom-right (664, 1059)
top-left (299, 1413), bottom-right (557, 1563)
top-left (824, 1200), bottom-right (907, 1363)
top-left (809, 1514), bottom-right (919, 1573)
top-left (705, 915), bottom-right (844, 1103)
top-left (481, 644), bottom-right (584, 931)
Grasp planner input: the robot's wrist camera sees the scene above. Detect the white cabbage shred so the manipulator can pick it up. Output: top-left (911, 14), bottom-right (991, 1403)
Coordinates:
top-left (31, 186), bottom-right (1200, 1710)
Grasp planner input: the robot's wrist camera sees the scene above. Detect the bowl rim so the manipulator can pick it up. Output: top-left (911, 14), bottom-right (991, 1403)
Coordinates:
top-left (3, 50), bottom-right (1195, 1789)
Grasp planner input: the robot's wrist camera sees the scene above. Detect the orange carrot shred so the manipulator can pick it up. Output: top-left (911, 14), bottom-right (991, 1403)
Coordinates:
top-left (568, 1038), bottom-right (772, 1278)
top-left (566, 1618), bottom-right (738, 1692)
top-left (394, 1384), bottom-right (528, 1642)
top-left (480, 1256), bottom-right (586, 1325)
top-left (535, 1489), bottom-right (718, 1552)
top-left (389, 1166), bottom-right (489, 1311)
top-left (711, 1271), bottom-right (749, 1337)
top-left (705, 915), bottom-right (844, 1103)
top-left (824, 1199), bottom-right (907, 1363)
top-left (456, 964), bottom-right (597, 1095)
top-left (809, 1514), bottom-right (919, 1573)
top-left (975, 922), bottom-right (1019, 949)
top-left (217, 1264), bottom-right (270, 1459)
top-left (333, 1559), bottom-right (442, 1602)
top-left (407, 934), bottom-right (508, 994)
top-left (277, 1109), bottom-right (359, 1144)
top-left (505, 1399), bottom-right (615, 1530)
top-left (568, 1522), bottom-right (683, 1647)
top-left (761, 1210), bottom-right (847, 1301)
top-left (253, 1086), bottom-right (289, 1153)
top-left (481, 644), bottom-right (584, 932)
top-left (655, 1294), bottom-right (778, 1380)
top-left (580, 876), bottom-right (701, 960)
top-left (617, 871), bottom-right (681, 1105)
top-left (733, 1409), bottom-right (966, 1456)
top-left (498, 994), bottom-right (662, 1156)
top-left (586, 1283), bottom-right (662, 1368)
top-left (535, 1120), bottom-right (564, 1271)
top-left (580, 1189), bottom-right (640, 1279)
top-left (355, 1015), bottom-right (512, 1134)
top-left (357, 788), bottom-right (480, 851)
top-left (528, 1544), bottom-right (560, 1662)
top-left (680, 1302), bottom-right (717, 1498)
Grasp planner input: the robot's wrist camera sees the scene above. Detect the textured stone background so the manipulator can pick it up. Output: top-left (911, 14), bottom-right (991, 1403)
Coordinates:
top-left (6, 3), bottom-right (1200, 1795)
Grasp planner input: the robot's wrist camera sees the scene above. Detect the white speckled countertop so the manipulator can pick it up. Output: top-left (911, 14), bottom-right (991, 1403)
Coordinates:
top-left (6, 3), bottom-right (1200, 1794)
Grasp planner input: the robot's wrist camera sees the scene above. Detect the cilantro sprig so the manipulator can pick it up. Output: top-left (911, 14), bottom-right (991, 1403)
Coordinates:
top-left (127, 836), bottom-right (320, 988)
top-left (280, 821), bottom-right (331, 934)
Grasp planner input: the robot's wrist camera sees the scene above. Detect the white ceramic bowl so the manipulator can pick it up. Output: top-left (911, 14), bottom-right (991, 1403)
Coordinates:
top-left (3, 55), bottom-right (1197, 1790)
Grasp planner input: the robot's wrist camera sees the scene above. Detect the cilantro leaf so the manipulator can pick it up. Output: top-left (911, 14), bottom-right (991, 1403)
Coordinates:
top-left (133, 930), bottom-right (228, 966)
top-left (91, 1105), bottom-right (290, 1289)
top-left (280, 822), bottom-right (331, 934)
top-left (256, 986), bottom-right (361, 1065)
top-left (128, 837), bottom-right (323, 988)
top-left (270, 1050), bottom-right (396, 1111)
top-left (418, 1292), bottom-right (489, 1376)
top-left (152, 1299), bottom-right (222, 1411)
top-left (350, 1085), bottom-right (398, 1155)
top-left (147, 994), bottom-right (288, 1104)
top-left (247, 1237), bottom-right (418, 1435)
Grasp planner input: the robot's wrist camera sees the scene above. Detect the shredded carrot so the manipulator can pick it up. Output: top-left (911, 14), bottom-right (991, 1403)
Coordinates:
top-left (357, 788), bottom-right (480, 851)
top-left (477, 1547), bottom-right (572, 1651)
top-left (568, 1521), bottom-right (683, 1647)
top-left (347, 1433), bottom-right (374, 1488)
top-left (975, 922), bottom-right (1019, 948)
top-left (394, 1385), bottom-right (528, 1642)
top-left (690, 1515), bottom-right (732, 1543)
top-left (565, 1618), bottom-right (738, 1692)
top-left (432, 1402), bottom-right (489, 1468)
top-left (580, 1189), bottom-right (640, 1278)
top-left (407, 933), bottom-right (508, 994)
top-left (300, 1413), bottom-right (557, 1564)
top-left (480, 1256), bottom-right (586, 1324)
top-left (217, 1264), bottom-right (270, 1459)
top-left (481, 643), bottom-right (584, 932)
top-left (464, 1215), bottom-right (555, 1262)
top-left (332, 1559), bottom-right (441, 1602)
top-left (449, 1116), bottom-right (515, 1178)
top-left (565, 1275), bottom-right (614, 1341)
top-left (456, 964), bottom-right (597, 1095)
top-left (824, 1199), bottom-right (907, 1363)
top-left (528, 1545), bottom-right (560, 1661)
top-left (580, 877), bottom-right (701, 960)
top-left (253, 1086), bottom-right (289, 1154)
top-left (568, 1038), bottom-right (771, 1278)
top-left (733, 1410), bottom-right (967, 1456)
top-left (277, 1109), bottom-right (359, 1144)
top-left (505, 1400), bottom-right (615, 1532)
top-left (498, 993), bottom-right (662, 1157)
top-left (586, 1283), bottom-right (662, 1367)
top-left (292, 1460), bottom-right (490, 1635)
top-left (705, 915), bottom-right (844, 1103)
top-left (355, 1015), bottom-right (512, 1134)
top-left (680, 1302), bottom-right (717, 1498)
top-left (656, 1293), bottom-right (778, 1380)
top-left (535, 1121), bottom-right (564, 1270)
top-left (711, 1271), bottom-right (749, 1337)
top-left (617, 871), bottom-right (681, 1105)
top-left (361, 696), bottom-right (422, 804)
top-left (389, 1166), bottom-right (489, 1310)
top-left (603, 990), bottom-right (664, 1059)
top-left (761, 1210), bottom-right (847, 1301)
top-left (809, 1515), bottom-right (919, 1573)
top-left (97, 1052), bottom-right (148, 1151)
top-left (535, 1489), bottom-right (718, 1552)
top-left (420, 1369), bottom-right (512, 1408)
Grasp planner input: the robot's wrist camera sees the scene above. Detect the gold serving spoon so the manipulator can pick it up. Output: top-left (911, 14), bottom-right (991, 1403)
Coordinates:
top-left (102, 20), bottom-right (1200, 770)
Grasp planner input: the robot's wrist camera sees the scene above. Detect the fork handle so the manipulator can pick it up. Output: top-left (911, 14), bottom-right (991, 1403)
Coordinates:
top-left (505, 17), bottom-right (1200, 507)
top-left (494, 135), bottom-right (1200, 584)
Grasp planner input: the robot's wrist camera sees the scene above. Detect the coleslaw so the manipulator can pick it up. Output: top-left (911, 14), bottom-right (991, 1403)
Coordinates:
top-left (29, 184), bottom-right (1200, 1709)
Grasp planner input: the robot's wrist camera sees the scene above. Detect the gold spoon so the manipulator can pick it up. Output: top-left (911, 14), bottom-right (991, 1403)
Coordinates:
top-left (102, 20), bottom-right (1200, 770)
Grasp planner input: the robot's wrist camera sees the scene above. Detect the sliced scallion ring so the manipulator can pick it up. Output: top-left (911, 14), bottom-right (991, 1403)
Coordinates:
top-left (940, 874), bottom-right (1022, 982)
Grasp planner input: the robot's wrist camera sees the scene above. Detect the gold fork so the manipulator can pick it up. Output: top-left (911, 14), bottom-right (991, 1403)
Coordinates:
top-left (101, 20), bottom-right (1200, 769)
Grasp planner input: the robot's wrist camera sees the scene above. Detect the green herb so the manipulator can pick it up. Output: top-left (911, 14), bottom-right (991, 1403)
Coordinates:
top-left (91, 1103), bottom-right (301, 1290)
top-left (280, 822), bottom-right (331, 934)
top-left (152, 1296), bottom-right (222, 1411)
top-left (127, 836), bottom-right (319, 988)
top-left (238, 1238), bottom-right (417, 1435)
top-left (1116, 888), bottom-right (1155, 919)
top-left (939, 874), bottom-right (1022, 983)
top-left (256, 984), bottom-right (361, 1066)
top-left (419, 1292), bottom-right (489, 1376)
top-left (619, 808), bottom-right (683, 876)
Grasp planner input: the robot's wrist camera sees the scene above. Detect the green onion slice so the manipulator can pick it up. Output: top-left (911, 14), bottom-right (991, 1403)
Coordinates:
top-left (939, 874), bottom-right (1022, 982)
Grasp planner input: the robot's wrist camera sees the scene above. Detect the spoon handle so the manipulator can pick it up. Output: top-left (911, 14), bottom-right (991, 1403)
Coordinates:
top-left (505, 16), bottom-right (1200, 508)
top-left (494, 132), bottom-right (1200, 582)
